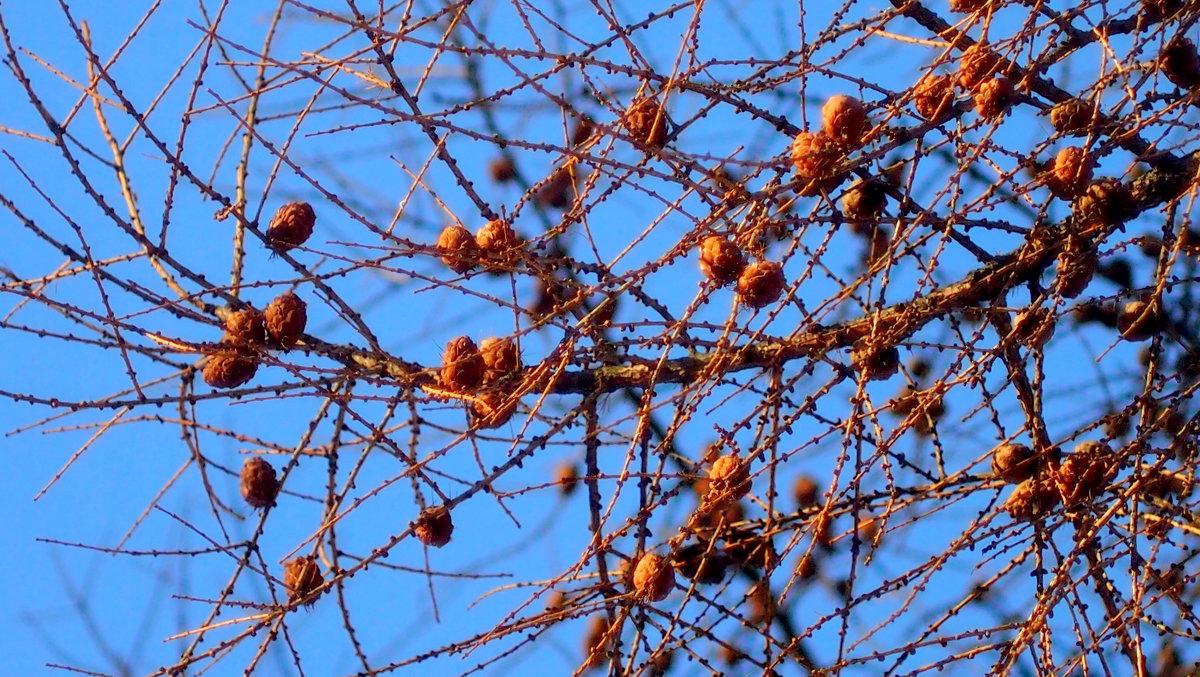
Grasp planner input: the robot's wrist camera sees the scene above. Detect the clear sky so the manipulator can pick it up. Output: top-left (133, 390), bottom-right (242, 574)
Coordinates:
top-left (0, 1), bottom-right (1193, 676)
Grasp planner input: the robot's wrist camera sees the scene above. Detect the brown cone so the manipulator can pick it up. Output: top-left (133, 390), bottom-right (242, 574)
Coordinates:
top-left (224, 307), bottom-right (266, 348)
top-left (479, 337), bottom-right (521, 383)
top-left (414, 505), bottom-right (454, 547)
top-left (264, 292), bottom-right (307, 348)
top-left (974, 76), bottom-right (1015, 120)
top-left (722, 529), bottom-right (777, 570)
top-left (851, 340), bottom-right (900, 381)
top-left (735, 261), bottom-right (785, 308)
top-left (671, 544), bottom-right (729, 585)
top-left (1004, 478), bottom-right (1061, 521)
top-left (582, 616), bottom-right (613, 670)
top-left (704, 454), bottom-right (752, 509)
top-left (1043, 147), bottom-right (1094, 199)
top-left (475, 219), bottom-right (522, 272)
top-left (470, 390), bottom-right (517, 429)
top-left (623, 96), bottom-right (668, 150)
top-left (1056, 441), bottom-right (1117, 504)
top-left (913, 74), bottom-right (956, 123)
top-left (240, 457), bottom-right (280, 508)
top-left (790, 130), bottom-right (841, 181)
top-left (556, 462), bottom-right (579, 496)
top-left (793, 475), bottom-right (819, 508)
top-left (1055, 236), bottom-right (1098, 299)
top-left (1074, 178), bottom-right (1136, 226)
top-left (266, 202), bottom-right (316, 251)
top-left (631, 552), bottom-right (675, 602)
top-left (283, 556), bottom-right (323, 605)
top-left (488, 157), bottom-right (516, 183)
top-left (1161, 37), bottom-right (1200, 89)
top-left (820, 95), bottom-right (869, 148)
top-left (1050, 99), bottom-right (1095, 136)
top-left (957, 43), bottom-right (1004, 90)
top-left (994, 444), bottom-right (1061, 485)
top-left (698, 236), bottom-right (746, 285)
top-left (842, 179), bottom-right (888, 223)
top-left (203, 350), bottom-right (258, 389)
top-left (436, 224), bottom-right (479, 274)
top-left (1117, 299), bottom-right (1165, 341)
top-left (440, 337), bottom-right (485, 391)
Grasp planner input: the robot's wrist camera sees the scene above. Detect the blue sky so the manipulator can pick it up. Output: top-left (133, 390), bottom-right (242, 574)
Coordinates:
top-left (1, 1), bottom-right (1194, 675)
